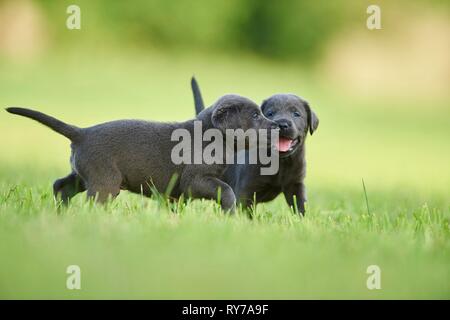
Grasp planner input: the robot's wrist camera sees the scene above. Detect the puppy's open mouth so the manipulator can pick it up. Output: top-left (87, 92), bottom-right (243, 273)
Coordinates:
top-left (276, 137), bottom-right (300, 153)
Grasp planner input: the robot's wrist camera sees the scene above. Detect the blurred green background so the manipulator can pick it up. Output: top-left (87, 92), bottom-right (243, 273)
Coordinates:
top-left (0, 0), bottom-right (449, 298)
top-left (1, 0), bottom-right (449, 192)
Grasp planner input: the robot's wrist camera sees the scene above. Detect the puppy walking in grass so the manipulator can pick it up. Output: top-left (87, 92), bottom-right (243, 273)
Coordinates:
top-left (191, 77), bottom-right (319, 214)
top-left (6, 95), bottom-right (277, 211)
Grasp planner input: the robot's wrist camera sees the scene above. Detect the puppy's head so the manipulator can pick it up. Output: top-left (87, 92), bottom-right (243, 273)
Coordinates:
top-left (211, 94), bottom-right (276, 132)
top-left (261, 94), bottom-right (319, 157)
top-left (210, 94), bottom-right (277, 151)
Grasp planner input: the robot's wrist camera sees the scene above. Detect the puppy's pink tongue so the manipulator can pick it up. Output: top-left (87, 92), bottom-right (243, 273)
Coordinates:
top-left (277, 137), bottom-right (293, 152)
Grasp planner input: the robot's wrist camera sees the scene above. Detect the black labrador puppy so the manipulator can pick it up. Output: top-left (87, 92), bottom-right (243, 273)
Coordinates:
top-left (191, 77), bottom-right (319, 214)
top-left (7, 94), bottom-right (276, 211)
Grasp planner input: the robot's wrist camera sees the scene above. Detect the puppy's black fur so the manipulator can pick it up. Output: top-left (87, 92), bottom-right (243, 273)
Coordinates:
top-left (191, 77), bottom-right (319, 214)
top-left (7, 94), bottom-right (276, 211)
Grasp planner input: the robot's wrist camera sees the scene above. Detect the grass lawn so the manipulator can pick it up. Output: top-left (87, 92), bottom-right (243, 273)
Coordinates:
top-left (0, 50), bottom-right (449, 299)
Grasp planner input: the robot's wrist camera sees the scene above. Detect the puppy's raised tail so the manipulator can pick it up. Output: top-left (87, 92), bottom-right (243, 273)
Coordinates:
top-left (6, 107), bottom-right (81, 141)
top-left (191, 76), bottom-right (205, 115)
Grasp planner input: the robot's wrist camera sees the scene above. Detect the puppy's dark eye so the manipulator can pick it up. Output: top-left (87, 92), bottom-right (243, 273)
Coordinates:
top-left (252, 112), bottom-right (260, 120)
top-left (293, 111), bottom-right (301, 117)
top-left (266, 110), bottom-right (274, 117)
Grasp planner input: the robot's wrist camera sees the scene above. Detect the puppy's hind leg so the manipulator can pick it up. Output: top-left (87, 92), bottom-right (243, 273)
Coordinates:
top-left (53, 172), bottom-right (86, 205)
top-left (85, 171), bottom-right (122, 204)
top-left (186, 176), bottom-right (236, 213)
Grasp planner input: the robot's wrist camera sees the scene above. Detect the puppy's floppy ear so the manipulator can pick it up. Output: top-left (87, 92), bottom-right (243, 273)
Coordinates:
top-left (211, 104), bottom-right (239, 131)
top-left (304, 102), bottom-right (319, 135)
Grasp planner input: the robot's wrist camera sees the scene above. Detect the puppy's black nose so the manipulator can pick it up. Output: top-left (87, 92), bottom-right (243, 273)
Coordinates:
top-left (277, 120), bottom-right (291, 130)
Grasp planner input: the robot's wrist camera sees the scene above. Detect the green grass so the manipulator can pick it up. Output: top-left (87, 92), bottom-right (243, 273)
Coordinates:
top-left (0, 50), bottom-right (449, 299)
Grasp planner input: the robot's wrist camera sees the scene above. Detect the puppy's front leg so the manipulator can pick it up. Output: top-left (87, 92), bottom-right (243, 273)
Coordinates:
top-left (187, 176), bottom-right (236, 212)
top-left (283, 182), bottom-right (306, 215)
